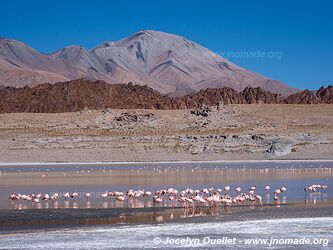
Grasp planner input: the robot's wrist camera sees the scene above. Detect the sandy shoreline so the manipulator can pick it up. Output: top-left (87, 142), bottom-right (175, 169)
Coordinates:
top-left (0, 159), bottom-right (333, 167)
top-left (1, 105), bottom-right (333, 162)
top-left (1, 158), bottom-right (333, 166)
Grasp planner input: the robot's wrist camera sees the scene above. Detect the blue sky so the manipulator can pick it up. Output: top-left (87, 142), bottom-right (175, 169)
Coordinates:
top-left (1, 0), bottom-right (332, 90)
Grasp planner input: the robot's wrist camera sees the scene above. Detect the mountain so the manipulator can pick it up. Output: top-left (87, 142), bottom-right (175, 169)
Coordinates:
top-left (0, 37), bottom-right (90, 87)
top-left (1, 31), bottom-right (299, 95)
top-left (1, 80), bottom-right (330, 113)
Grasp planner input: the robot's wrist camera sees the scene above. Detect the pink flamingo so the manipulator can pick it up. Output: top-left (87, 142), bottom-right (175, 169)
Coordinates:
top-left (62, 192), bottom-right (70, 200)
top-left (70, 192), bottom-right (79, 199)
top-left (153, 195), bottom-right (163, 205)
top-left (101, 191), bottom-right (108, 199)
top-left (255, 195), bottom-right (263, 206)
top-left (115, 195), bottom-right (125, 201)
top-left (84, 192), bottom-right (91, 200)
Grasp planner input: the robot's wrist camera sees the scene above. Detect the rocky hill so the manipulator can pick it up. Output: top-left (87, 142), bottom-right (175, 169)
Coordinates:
top-left (0, 80), bottom-right (331, 113)
top-left (0, 80), bottom-right (173, 113)
top-left (284, 85), bottom-right (333, 104)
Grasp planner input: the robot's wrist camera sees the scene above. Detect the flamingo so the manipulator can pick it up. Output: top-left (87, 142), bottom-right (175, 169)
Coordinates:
top-left (205, 196), bottom-right (214, 205)
top-left (101, 191), bottom-right (108, 199)
top-left (153, 195), bottom-right (163, 205)
top-left (202, 188), bottom-right (209, 194)
top-left (305, 184), bottom-right (327, 192)
top-left (274, 189), bottom-right (282, 195)
top-left (178, 196), bottom-right (187, 207)
top-left (185, 197), bottom-right (194, 207)
top-left (42, 194), bottom-right (50, 200)
top-left (9, 193), bottom-right (19, 200)
top-left (192, 194), bottom-right (201, 203)
top-left (255, 195), bottom-right (263, 206)
top-left (21, 194), bottom-right (28, 200)
top-left (249, 196), bottom-right (256, 202)
top-left (168, 196), bottom-right (175, 206)
top-left (198, 197), bottom-right (207, 205)
top-left (32, 197), bottom-right (40, 203)
top-left (52, 193), bottom-right (59, 199)
top-left (84, 192), bottom-right (91, 200)
top-left (114, 191), bottom-right (123, 197)
top-left (71, 192), bottom-right (79, 199)
top-left (273, 194), bottom-right (279, 200)
top-left (221, 198), bottom-right (232, 206)
top-left (167, 188), bottom-right (175, 194)
top-left (62, 192), bottom-right (70, 200)
top-left (8, 183), bottom-right (293, 209)
top-left (127, 190), bottom-right (135, 198)
top-left (144, 191), bottom-right (152, 197)
top-left (224, 185), bottom-right (230, 196)
top-left (115, 195), bottom-right (125, 201)
top-left (51, 194), bottom-right (58, 200)
top-left (134, 192), bottom-right (141, 198)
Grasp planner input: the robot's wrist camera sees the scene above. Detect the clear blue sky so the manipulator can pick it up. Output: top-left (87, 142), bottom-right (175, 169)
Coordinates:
top-left (1, 0), bottom-right (332, 90)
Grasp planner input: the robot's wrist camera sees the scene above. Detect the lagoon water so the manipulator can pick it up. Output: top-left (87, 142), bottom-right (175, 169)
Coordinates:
top-left (1, 161), bottom-right (332, 210)
top-left (0, 161), bottom-right (332, 249)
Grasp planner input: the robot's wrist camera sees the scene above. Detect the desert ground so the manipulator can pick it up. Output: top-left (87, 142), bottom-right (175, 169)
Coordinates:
top-left (0, 104), bottom-right (332, 162)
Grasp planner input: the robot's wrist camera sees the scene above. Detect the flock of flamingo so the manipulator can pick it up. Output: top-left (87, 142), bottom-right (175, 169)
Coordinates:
top-left (8, 184), bottom-right (328, 208)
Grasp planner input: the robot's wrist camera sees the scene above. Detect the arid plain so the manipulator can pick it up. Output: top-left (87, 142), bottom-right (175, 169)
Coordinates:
top-left (0, 104), bottom-right (332, 162)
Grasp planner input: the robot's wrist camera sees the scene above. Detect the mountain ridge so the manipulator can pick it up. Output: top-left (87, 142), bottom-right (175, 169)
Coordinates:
top-left (1, 30), bottom-right (299, 95)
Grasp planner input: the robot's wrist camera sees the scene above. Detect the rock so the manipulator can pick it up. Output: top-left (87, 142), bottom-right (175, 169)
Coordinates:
top-left (316, 85), bottom-right (333, 104)
top-left (188, 145), bottom-right (204, 155)
top-left (269, 142), bottom-right (292, 157)
top-left (215, 101), bottom-right (224, 110)
top-left (102, 108), bottom-right (112, 114)
top-left (114, 112), bottom-right (155, 123)
top-left (190, 105), bottom-right (211, 117)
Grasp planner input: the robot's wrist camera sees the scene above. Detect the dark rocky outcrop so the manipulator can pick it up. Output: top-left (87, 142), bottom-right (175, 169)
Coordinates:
top-left (0, 80), bottom-right (173, 113)
top-left (284, 85), bottom-right (333, 104)
top-left (284, 90), bottom-right (319, 104)
top-left (242, 87), bottom-right (284, 104)
top-left (190, 105), bottom-right (212, 117)
top-left (316, 85), bottom-right (333, 104)
top-left (181, 87), bottom-right (246, 106)
top-left (0, 80), bottom-right (332, 113)
top-left (115, 112), bottom-right (155, 122)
